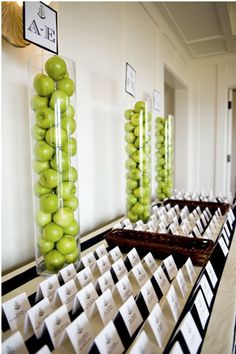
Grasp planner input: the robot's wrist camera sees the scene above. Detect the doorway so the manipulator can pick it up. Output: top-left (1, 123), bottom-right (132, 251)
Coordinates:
top-left (226, 88), bottom-right (236, 198)
top-left (164, 67), bottom-right (188, 191)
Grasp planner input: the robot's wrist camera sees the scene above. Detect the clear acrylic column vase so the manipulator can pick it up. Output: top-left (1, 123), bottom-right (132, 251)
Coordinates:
top-left (124, 100), bottom-right (152, 223)
top-left (155, 115), bottom-right (174, 201)
top-left (28, 54), bottom-right (80, 275)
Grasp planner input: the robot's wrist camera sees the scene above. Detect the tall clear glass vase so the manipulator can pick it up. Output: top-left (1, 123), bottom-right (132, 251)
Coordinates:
top-left (124, 99), bottom-right (152, 223)
top-left (28, 54), bottom-right (80, 275)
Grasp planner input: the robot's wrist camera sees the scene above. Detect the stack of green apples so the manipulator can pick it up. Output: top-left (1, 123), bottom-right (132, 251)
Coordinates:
top-left (30, 55), bottom-right (80, 273)
top-left (155, 116), bottom-right (174, 201)
top-left (124, 101), bottom-right (152, 223)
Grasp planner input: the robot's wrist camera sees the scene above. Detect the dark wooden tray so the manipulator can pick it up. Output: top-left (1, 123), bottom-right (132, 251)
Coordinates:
top-left (105, 229), bottom-right (215, 266)
top-left (163, 199), bottom-right (230, 215)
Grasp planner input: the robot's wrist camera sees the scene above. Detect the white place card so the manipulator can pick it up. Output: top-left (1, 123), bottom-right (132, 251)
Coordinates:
top-left (73, 282), bottom-right (98, 317)
top-left (205, 261), bottom-right (217, 288)
top-left (119, 296), bottom-right (143, 337)
top-left (59, 263), bottom-right (77, 283)
top-left (56, 279), bottom-right (78, 312)
top-left (126, 248), bottom-right (141, 268)
top-left (152, 205), bottom-right (159, 216)
top-left (174, 204), bottom-right (180, 214)
top-left (143, 252), bottom-right (158, 274)
top-left (66, 311), bottom-right (94, 354)
top-left (132, 262), bottom-right (149, 287)
top-left (196, 206), bottom-right (201, 215)
top-left (228, 209), bottom-right (235, 223)
top-left (163, 255), bottom-right (178, 281)
top-left (169, 208), bottom-right (177, 219)
top-left (203, 210), bottom-right (210, 223)
top-left (193, 226), bottom-right (201, 238)
top-left (123, 218), bottom-right (133, 228)
top-left (183, 219), bottom-right (191, 233)
top-left (112, 258), bottom-right (128, 281)
top-left (2, 292), bottom-right (31, 331)
top-left (212, 215), bottom-right (219, 227)
top-left (181, 224), bottom-right (189, 236)
top-left (185, 258), bottom-right (196, 285)
top-left (209, 220), bottom-right (217, 234)
top-left (176, 269), bottom-right (188, 299)
top-left (116, 274), bottom-right (133, 302)
top-left (224, 223), bottom-right (231, 238)
top-left (44, 304), bottom-right (71, 349)
top-left (81, 252), bottom-right (97, 270)
top-left (169, 223), bottom-right (177, 234)
top-left (148, 303), bottom-right (168, 348)
top-left (76, 266), bottom-right (95, 288)
top-left (179, 312), bottom-right (202, 354)
top-left (222, 231), bottom-right (230, 246)
top-left (196, 219), bottom-right (204, 234)
top-left (24, 298), bottom-right (52, 339)
top-left (35, 345), bottom-right (51, 354)
top-left (95, 244), bottom-right (108, 259)
top-left (2, 331), bottom-right (29, 354)
top-left (218, 237), bottom-right (229, 257)
top-left (169, 341), bottom-right (184, 354)
top-left (109, 246), bottom-right (123, 263)
top-left (36, 274), bottom-right (60, 303)
top-left (149, 214), bottom-right (159, 228)
top-left (97, 270), bottom-right (115, 293)
top-left (199, 275), bottom-right (213, 307)
top-left (166, 285), bottom-right (181, 323)
top-left (96, 254), bottom-right (111, 275)
top-left (153, 266), bottom-right (170, 295)
top-left (205, 228), bottom-right (213, 240)
top-left (140, 280), bottom-right (158, 313)
top-left (94, 320), bottom-right (124, 354)
top-left (146, 221), bottom-right (156, 233)
top-left (194, 289), bottom-right (209, 329)
top-left (193, 209), bottom-right (199, 219)
top-left (160, 214), bottom-right (168, 227)
top-left (173, 216), bottom-right (179, 227)
top-left (129, 330), bottom-right (158, 354)
top-left (95, 289), bottom-right (117, 325)
top-left (205, 207), bottom-right (212, 218)
top-left (200, 214), bottom-right (207, 228)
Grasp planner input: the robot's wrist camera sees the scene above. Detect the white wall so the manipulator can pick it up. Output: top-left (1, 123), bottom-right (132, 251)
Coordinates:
top-left (4, 2), bottom-right (235, 274)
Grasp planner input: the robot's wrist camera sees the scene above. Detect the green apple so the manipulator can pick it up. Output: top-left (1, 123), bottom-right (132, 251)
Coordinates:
top-left (53, 207), bottom-right (74, 227)
top-left (131, 113), bottom-right (141, 126)
top-left (124, 109), bottom-right (134, 120)
top-left (132, 202), bottom-right (144, 216)
top-left (36, 107), bottom-right (55, 129)
top-left (133, 187), bottom-right (146, 199)
top-left (126, 187), bottom-right (132, 194)
top-left (125, 158), bottom-right (136, 170)
top-left (42, 221), bottom-right (63, 242)
top-left (39, 168), bottom-right (60, 189)
top-left (134, 126), bottom-right (146, 137)
top-left (33, 73), bottom-right (55, 97)
top-left (34, 181), bottom-right (51, 197)
top-left (44, 249), bottom-right (66, 270)
top-left (51, 150), bottom-right (70, 172)
top-left (134, 101), bottom-right (145, 113)
top-left (34, 141), bottom-right (54, 161)
top-left (65, 248), bottom-right (79, 263)
top-left (127, 178), bottom-right (138, 190)
top-left (45, 56), bottom-right (67, 80)
top-left (32, 125), bottom-right (46, 141)
top-left (61, 105), bottom-right (75, 119)
top-left (60, 116), bottom-right (76, 135)
top-left (56, 181), bottom-right (76, 200)
top-left (30, 95), bottom-right (48, 111)
top-left (141, 175), bottom-right (150, 187)
top-left (35, 210), bottom-right (52, 227)
top-left (125, 144), bottom-right (137, 156)
top-left (45, 126), bottom-right (68, 147)
top-left (141, 207), bottom-right (150, 222)
top-left (134, 137), bottom-right (144, 149)
top-left (56, 235), bottom-right (77, 255)
top-left (56, 78), bottom-right (75, 97)
top-left (127, 211), bottom-right (138, 223)
top-left (50, 90), bottom-right (69, 113)
top-left (63, 219), bottom-right (80, 236)
top-left (38, 237), bottom-right (54, 254)
top-left (61, 137), bottom-right (77, 156)
top-left (125, 122), bottom-right (135, 133)
top-left (63, 167), bottom-right (78, 182)
top-left (40, 193), bottom-right (59, 214)
top-left (128, 168), bottom-right (141, 180)
top-left (33, 160), bottom-right (50, 174)
top-left (64, 196), bottom-right (79, 211)
top-left (139, 196), bottom-right (150, 205)
top-left (127, 194), bottom-right (137, 206)
top-left (125, 132), bottom-right (136, 144)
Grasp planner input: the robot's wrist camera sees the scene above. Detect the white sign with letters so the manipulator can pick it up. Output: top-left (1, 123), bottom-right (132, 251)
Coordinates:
top-left (24, 2), bottom-right (58, 53)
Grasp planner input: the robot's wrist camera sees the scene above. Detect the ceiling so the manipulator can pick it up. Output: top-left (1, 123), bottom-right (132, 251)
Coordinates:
top-left (155, 2), bottom-right (236, 59)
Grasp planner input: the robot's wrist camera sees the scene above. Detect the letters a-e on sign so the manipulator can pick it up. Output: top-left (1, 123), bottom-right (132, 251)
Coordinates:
top-left (23, 2), bottom-right (58, 54)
